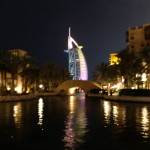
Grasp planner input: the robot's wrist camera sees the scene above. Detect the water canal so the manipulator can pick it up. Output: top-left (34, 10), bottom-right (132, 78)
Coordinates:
top-left (0, 95), bottom-right (150, 150)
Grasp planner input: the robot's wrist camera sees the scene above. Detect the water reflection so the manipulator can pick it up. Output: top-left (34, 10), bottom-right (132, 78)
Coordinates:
top-left (37, 98), bottom-right (44, 126)
top-left (103, 101), bottom-right (126, 127)
top-left (113, 105), bottom-right (119, 125)
top-left (103, 101), bottom-right (111, 124)
top-left (136, 106), bottom-right (150, 139)
top-left (141, 107), bottom-right (149, 136)
top-left (63, 95), bottom-right (88, 149)
top-left (13, 103), bottom-right (22, 128)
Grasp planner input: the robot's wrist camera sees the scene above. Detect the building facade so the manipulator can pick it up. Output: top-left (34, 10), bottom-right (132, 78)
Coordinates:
top-left (108, 24), bottom-right (150, 89)
top-left (0, 49), bottom-right (29, 93)
top-left (126, 24), bottom-right (150, 53)
top-left (65, 28), bottom-right (88, 80)
top-left (109, 53), bottom-right (120, 65)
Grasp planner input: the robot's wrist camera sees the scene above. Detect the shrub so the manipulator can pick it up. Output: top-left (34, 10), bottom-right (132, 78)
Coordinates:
top-left (89, 89), bottom-right (102, 94)
top-left (119, 89), bottom-right (150, 96)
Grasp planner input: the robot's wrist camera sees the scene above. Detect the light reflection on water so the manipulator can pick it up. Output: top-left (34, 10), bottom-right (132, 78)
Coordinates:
top-left (103, 101), bottom-right (111, 124)
top-left (1, 97), bottom-right (150, 149)
top-left (37, 98), bottom-right (44, 126)
top-left (112, 105), bottom-right (119, 125)
top-left (136, 106), bottom-right (150, 139)
top-left (13, 103), bottom-right (22, 128)
top-left (102, 100), bottom-right (150, 141)
top-left (63, 95), bottom-right (88, 149)
top-left (141, 107), bottom-right (149, 138)
top-left (103, 100), bottom-right (126, 127)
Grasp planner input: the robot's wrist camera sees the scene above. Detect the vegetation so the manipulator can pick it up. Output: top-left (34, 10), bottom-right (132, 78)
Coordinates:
top-left (92, 47), bottom-right (150, 91)
top-left (0, 50), bottom-right (72, 95)
top-left (119, 89), bottom-right (150, 97)
top-left (39, 62), bottom-right (72, 92)
top-left (92, 62), bottom-right (118, 88)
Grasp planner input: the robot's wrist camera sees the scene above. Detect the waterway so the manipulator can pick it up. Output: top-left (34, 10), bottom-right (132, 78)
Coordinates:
top-left (1, 95), bottom-right (150, 150)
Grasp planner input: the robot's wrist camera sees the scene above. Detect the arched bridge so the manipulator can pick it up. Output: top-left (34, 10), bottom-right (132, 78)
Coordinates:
top-left (56, 80), bottom-right (101, 95)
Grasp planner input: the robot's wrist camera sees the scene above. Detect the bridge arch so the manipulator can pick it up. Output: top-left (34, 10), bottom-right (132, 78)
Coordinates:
top-left (56, 80), bottom-right (101, 95)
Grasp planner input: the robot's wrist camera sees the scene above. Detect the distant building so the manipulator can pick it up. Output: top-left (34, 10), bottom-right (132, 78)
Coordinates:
top-left (9, 49), bottom-right (27, 57)
top-left (0, 49), bottom-right (30, 93)
top-left (126, 24), bottom-right (150, 53)
top-left (126, 24), bottom-right (150, 89)
top-left (109, 53), bottom-right (120, 65)
top-left (64, 28), bottom-right (88, 80)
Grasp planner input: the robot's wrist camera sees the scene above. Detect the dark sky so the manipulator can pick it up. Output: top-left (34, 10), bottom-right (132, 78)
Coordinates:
top-left (0, 0), bottom-right (150, 80)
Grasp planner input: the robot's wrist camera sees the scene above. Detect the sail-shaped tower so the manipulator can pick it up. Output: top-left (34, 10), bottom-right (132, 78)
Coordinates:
top-left (64, 28), bottom-right (88, 80)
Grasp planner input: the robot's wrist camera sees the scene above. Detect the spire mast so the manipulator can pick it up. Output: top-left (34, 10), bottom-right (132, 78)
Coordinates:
top-left (69, 27), bottom-right (71, 37)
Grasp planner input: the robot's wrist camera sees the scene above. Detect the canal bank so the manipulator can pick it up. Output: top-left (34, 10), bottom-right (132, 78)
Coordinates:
top-left (1, 93), bottom-right (150, 103)
top-left (0, 93), bottom-right (57, 102)
top-left (87, 94), bottom-right (150, 103)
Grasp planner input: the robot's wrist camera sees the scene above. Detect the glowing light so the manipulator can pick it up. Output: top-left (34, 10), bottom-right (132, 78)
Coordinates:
top-left (13, 105), bottom-right (18, 118)
top-left (69, 87), bottom-right (78, 95)
top-left (37, 98), bottom-right (44, 126)
top-left (13, 103), bottom-right (22, 128)
top-left (63, 95), bottom-right (88, 149)
top-left (113, 105), bottom-right (119, 125)
top-left (103, 101), bottom-right (111, 124)
top-left (141, 107), bottom-right (149, 138)
top-left (111, 85), bottom-right (118, 89)
top-left (77, 47), bottom-right (88, 80)
top-left (39, 84), bottom-right (43, 88)
top-left (15, 87), bottom-right (22, 93)
top-left (109, 53), bottom-right (120, 65)
top-left (13, 77), bottom-right (22, 93)
top-left (142, 73), bottom-right (147, 81)
top-left (70, 96), bottom-right (75, 114)
top-left (7, 87), bottom-right (11, 91)
top-left (122, 76), bottom-right (125, 83)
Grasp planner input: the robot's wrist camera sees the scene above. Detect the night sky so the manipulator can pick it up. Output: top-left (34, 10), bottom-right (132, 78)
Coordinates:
top-left (0, 0), bottom-right (150, 80)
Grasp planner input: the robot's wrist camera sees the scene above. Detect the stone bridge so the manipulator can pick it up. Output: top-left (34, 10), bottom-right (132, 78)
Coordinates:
top-left (56, 80), bottom-right (101, 95)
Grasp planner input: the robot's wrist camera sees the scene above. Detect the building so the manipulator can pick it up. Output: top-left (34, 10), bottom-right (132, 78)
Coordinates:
top-left (126, 24), bottom-right (150, 53)
top-left (64, 28), bottom-right (88, 80)
top-left (109, 53), bottom-right (120, 65)
top-left (0, 49), bottom-right (30, 93)
top-left (108, 24), bottom-right (150, 89)
top-left (9, 49), bottom-right (27, 57)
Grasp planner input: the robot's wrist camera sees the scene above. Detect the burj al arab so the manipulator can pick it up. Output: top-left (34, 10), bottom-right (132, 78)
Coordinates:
top-left (64, 28), bottom-right (88, 80)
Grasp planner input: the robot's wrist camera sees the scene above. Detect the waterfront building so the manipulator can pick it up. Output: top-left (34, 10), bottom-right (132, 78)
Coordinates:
top-left (126, 24), bottom-right (150, 89)
top-left (109, 53), bottom-right (120, 65)
top-left (64, 28), bottom-right (88, 80)
top-left (126, 24), bottom-right (150, 53)
top-left (0, 49), bottom-right (30, 93)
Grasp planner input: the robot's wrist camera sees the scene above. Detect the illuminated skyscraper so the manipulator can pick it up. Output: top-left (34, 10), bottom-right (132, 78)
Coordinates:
top-left (64, 28), bottom-right (88, 80)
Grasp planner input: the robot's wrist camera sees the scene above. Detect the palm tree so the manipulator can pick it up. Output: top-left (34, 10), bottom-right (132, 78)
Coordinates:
top-left (117, 49), bottom-right (141, 88)
top-left (139, 47), bottom-right (150, 74)
top-left (20, 56), bottom-right (38, 93)
top-left (7, 53), bottom-right (22, 94)
top-left (39, 62), bottom-right (60, 91)
top-left (56, 68), bottom-right (72, 86)
top-left (92, 62), bottom-right (109, 87)
top-left (92, 62), bottom-right (118, 90)
top-left (138, 47), bottom-right (150, 89)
